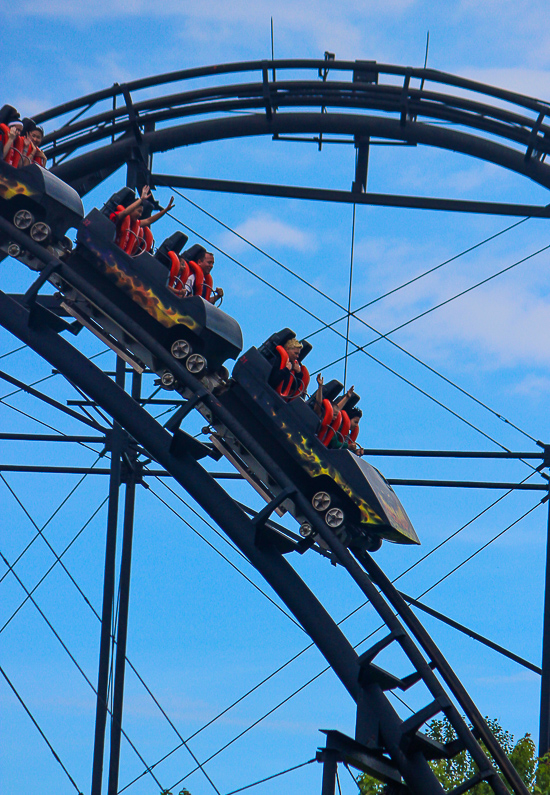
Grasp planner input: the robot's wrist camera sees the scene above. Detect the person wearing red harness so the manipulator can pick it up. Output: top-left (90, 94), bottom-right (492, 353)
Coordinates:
top-left (344, 407), bottom-right (364, 455)
top-left (180, 245), bottom-right (224, 304)
top-left (314, 379), bottom-right (364, 454)
top-left (20, 119), bottom-right (47, 167)
top-left (2, 120), bottom-right (23, 164)
top-left (110, 185), bottom-right (175, 256)
top-left (268, 338), bottom-right (307, 399)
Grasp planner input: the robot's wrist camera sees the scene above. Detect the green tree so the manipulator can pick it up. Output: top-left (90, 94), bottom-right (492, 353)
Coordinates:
top-left (356, 718), bottom-right (550, 794)
top-left (160, 789), bottom-right (191, 795)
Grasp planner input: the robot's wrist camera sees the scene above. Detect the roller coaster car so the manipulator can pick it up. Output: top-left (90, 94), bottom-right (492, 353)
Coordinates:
top-left (52, 207), bottom-right (242, 382)
top-left (0, 159), bottom-right (84, 268)
top-left (208, 329), bottom-right (419, 551)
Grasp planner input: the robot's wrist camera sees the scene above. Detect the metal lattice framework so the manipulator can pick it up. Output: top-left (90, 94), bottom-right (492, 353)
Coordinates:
top-left (3, 59), bottom-right (550, 795)
top-left (34, 58), bottom-right (550, 213)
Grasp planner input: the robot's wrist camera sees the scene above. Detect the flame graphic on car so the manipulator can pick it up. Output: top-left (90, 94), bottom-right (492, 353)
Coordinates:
top-left (0, 174), bottom-right (36, 200)
top-left (81, 233), bottom-right (201, 332)
top-left (288, 430), bottom-right (385, 526)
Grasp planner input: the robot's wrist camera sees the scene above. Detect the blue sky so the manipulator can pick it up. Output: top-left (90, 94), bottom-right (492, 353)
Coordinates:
top-left (2, 2), bottom-right (550, 794)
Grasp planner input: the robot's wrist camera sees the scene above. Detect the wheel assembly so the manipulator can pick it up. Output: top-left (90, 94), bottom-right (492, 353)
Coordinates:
top-left (325, 507), bottom-right (345, 528)
top-left (312, 491), bottom-right (331, 511)
top-left (186, 353), bottom-right (206, 374)
top-left (30, 221), bottom-right (51, 243)
top-left (13, 209), bottom-right (34, 229)
top-left (160, 370), bottom-right (176, 387)
top-left (171, 339), bottom-right (191, 359)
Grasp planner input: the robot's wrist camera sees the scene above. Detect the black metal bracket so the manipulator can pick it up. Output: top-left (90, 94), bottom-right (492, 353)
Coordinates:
top-left (23, 260), bottom-right (60, 307)
top-left (121, 454), bottom-right (143, 485)
top-left (536, 441), bottom-right (550, 471)
top-left (400, 71), bottom-right (411, 127)
top-left (319, 51), bottom-right (335, 81)
top-left (352, 135), bottom-right (369, 193)
top-left (525, 111), bottom-right (546, 162)
top-left (253, 487), bottom-right (298, 553)
top-left (262, 64), bottom-right (274, 121)
top-left (164, 394), bottom-right (203, 433)
top-left (169, 428), bottom-right (217, 461)
top-left (318, 730), bottom-right (405, 789)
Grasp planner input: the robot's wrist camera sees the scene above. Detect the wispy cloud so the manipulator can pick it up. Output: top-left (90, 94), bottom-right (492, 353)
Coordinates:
top-left (512, 374), bottom-right (550, 397)
top-left (224, 212), bottom-right (316, 253)
top-left (355, 236), bottom-right (550, 369)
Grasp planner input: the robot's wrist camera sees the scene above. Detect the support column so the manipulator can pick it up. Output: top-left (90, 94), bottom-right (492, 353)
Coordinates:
top-left (320, 749), bottom-right (339, 795)
top-left (107, 372), bottom-right (141, 795)
top-left (91, 357), bottom-right (126, 795)
top-left (539, 486), bottom-right (550, 754)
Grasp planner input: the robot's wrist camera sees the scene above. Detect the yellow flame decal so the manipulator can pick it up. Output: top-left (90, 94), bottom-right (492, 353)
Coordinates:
top-left (0, 174), bottom-right (36, 200)
top-left (287, 429), bottom-right (385, 526)
top-left (83, 235), bottom-right (201, 331)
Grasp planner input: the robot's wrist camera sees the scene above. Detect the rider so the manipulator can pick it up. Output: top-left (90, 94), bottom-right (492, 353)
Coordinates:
top-left (110, 185), bottom-right (175, 254)
top-left (180, 244), bottom-right (224, 304)
top-left (314, 377), bottom-right (363, 454)
top-left (268, 337), bottom-right (307, 400)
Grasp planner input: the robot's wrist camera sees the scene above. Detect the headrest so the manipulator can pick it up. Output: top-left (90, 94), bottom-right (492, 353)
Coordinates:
top-left (182, 243), bottom-right (206, 263)
top-left (101, 187), bottom-right (136, 217)
top-left (258, 328), bottom-right (297, 362)
top-left (156, 231), bottom-right (189, 266)
top-left (298, 339), bottom-right (312, 361)
top-left (0, 105), bottom-right (19, 125)
top-left (323, 379), bottom-right (344, 402)
top-left (342, 391), bottom-right (360, 411)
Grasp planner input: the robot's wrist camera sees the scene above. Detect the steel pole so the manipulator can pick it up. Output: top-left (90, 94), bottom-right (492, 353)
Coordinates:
top-left (91, 356), bottom-right (125, 795)
top-left (539, 488), bottom-right (550, 754)
top-left (320, 750), bottom-right (339, 795)
top-left (107, 373), bottom-right (140, 795)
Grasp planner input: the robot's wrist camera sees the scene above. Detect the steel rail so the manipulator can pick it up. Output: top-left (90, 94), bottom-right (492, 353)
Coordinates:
top-left (41, 85), bottom-right (550, 168)
top-left (40, 80), bottom-right (550, 155)
top-left (26, 59), bottom-right (550, 203)
top-left (34, 59), bottom-right (550, 126)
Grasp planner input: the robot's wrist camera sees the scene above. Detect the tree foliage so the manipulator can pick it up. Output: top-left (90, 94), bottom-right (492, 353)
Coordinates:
top-left (356, 717), bottom-right (550, 794)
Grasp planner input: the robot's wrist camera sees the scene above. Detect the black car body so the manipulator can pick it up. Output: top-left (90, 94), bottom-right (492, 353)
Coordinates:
top-left (52, 208), bottom-right (242, 379)
top-left (209, 342), bottom-right (419, 550)
top-left (0, 159), bottom-right (84, 267)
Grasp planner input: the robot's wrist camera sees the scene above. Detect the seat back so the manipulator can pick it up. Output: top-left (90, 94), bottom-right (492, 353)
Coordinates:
top-left (101, 188), bottom-right (136, 218)
top-left (156, 231), bottom-right (189, 267)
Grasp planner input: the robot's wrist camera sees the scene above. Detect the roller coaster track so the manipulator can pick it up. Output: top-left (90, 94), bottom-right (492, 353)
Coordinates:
top-left (0, 214), bottom-right (531, 795)
top-left (32, 59), bottom-right (550, 210)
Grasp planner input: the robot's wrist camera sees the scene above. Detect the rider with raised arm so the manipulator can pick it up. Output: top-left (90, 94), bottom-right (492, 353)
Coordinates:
top-left (112, 185), bottom-right (174, 229)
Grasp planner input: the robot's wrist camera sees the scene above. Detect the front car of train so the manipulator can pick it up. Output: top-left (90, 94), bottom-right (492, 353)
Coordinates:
top-left (209, 331), bottom-right (419, 552)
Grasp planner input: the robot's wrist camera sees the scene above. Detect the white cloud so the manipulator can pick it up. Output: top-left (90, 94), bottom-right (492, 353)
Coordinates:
top-left (225, 212), bottom-right (316, 253)
top-left (512, 374), bottom-right (550, 397)
top-left (475, 670), bottom-right (538, 686)
top-left (459, 67), bottom-right (550, 104)
top-left (354, 236), bottom-right (550, 370)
